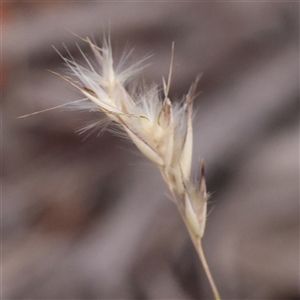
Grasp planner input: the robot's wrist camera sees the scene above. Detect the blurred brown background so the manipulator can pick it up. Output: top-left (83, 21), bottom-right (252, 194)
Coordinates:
top-left (2, 2), bottom-right (299, 299)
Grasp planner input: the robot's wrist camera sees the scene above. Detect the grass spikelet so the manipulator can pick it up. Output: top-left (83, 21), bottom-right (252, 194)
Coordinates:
top-left (57, 36), bottom-right (221, 300)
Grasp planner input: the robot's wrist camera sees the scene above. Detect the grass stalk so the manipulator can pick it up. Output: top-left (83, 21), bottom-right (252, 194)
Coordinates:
top-left (55, 36), bottom-right (221, 300)
top-left (195, 239), bottom-right (221, 300)
top-left (175, 199), bottom-right (221, 300)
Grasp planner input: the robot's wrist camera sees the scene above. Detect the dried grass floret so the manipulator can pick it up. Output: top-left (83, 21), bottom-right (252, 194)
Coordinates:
top-left (55, 36), bottom-right (220, 300)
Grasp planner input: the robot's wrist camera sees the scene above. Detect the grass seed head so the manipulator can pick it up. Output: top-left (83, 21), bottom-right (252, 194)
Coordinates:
top-left (59, 37), bottom-right (207, 237)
